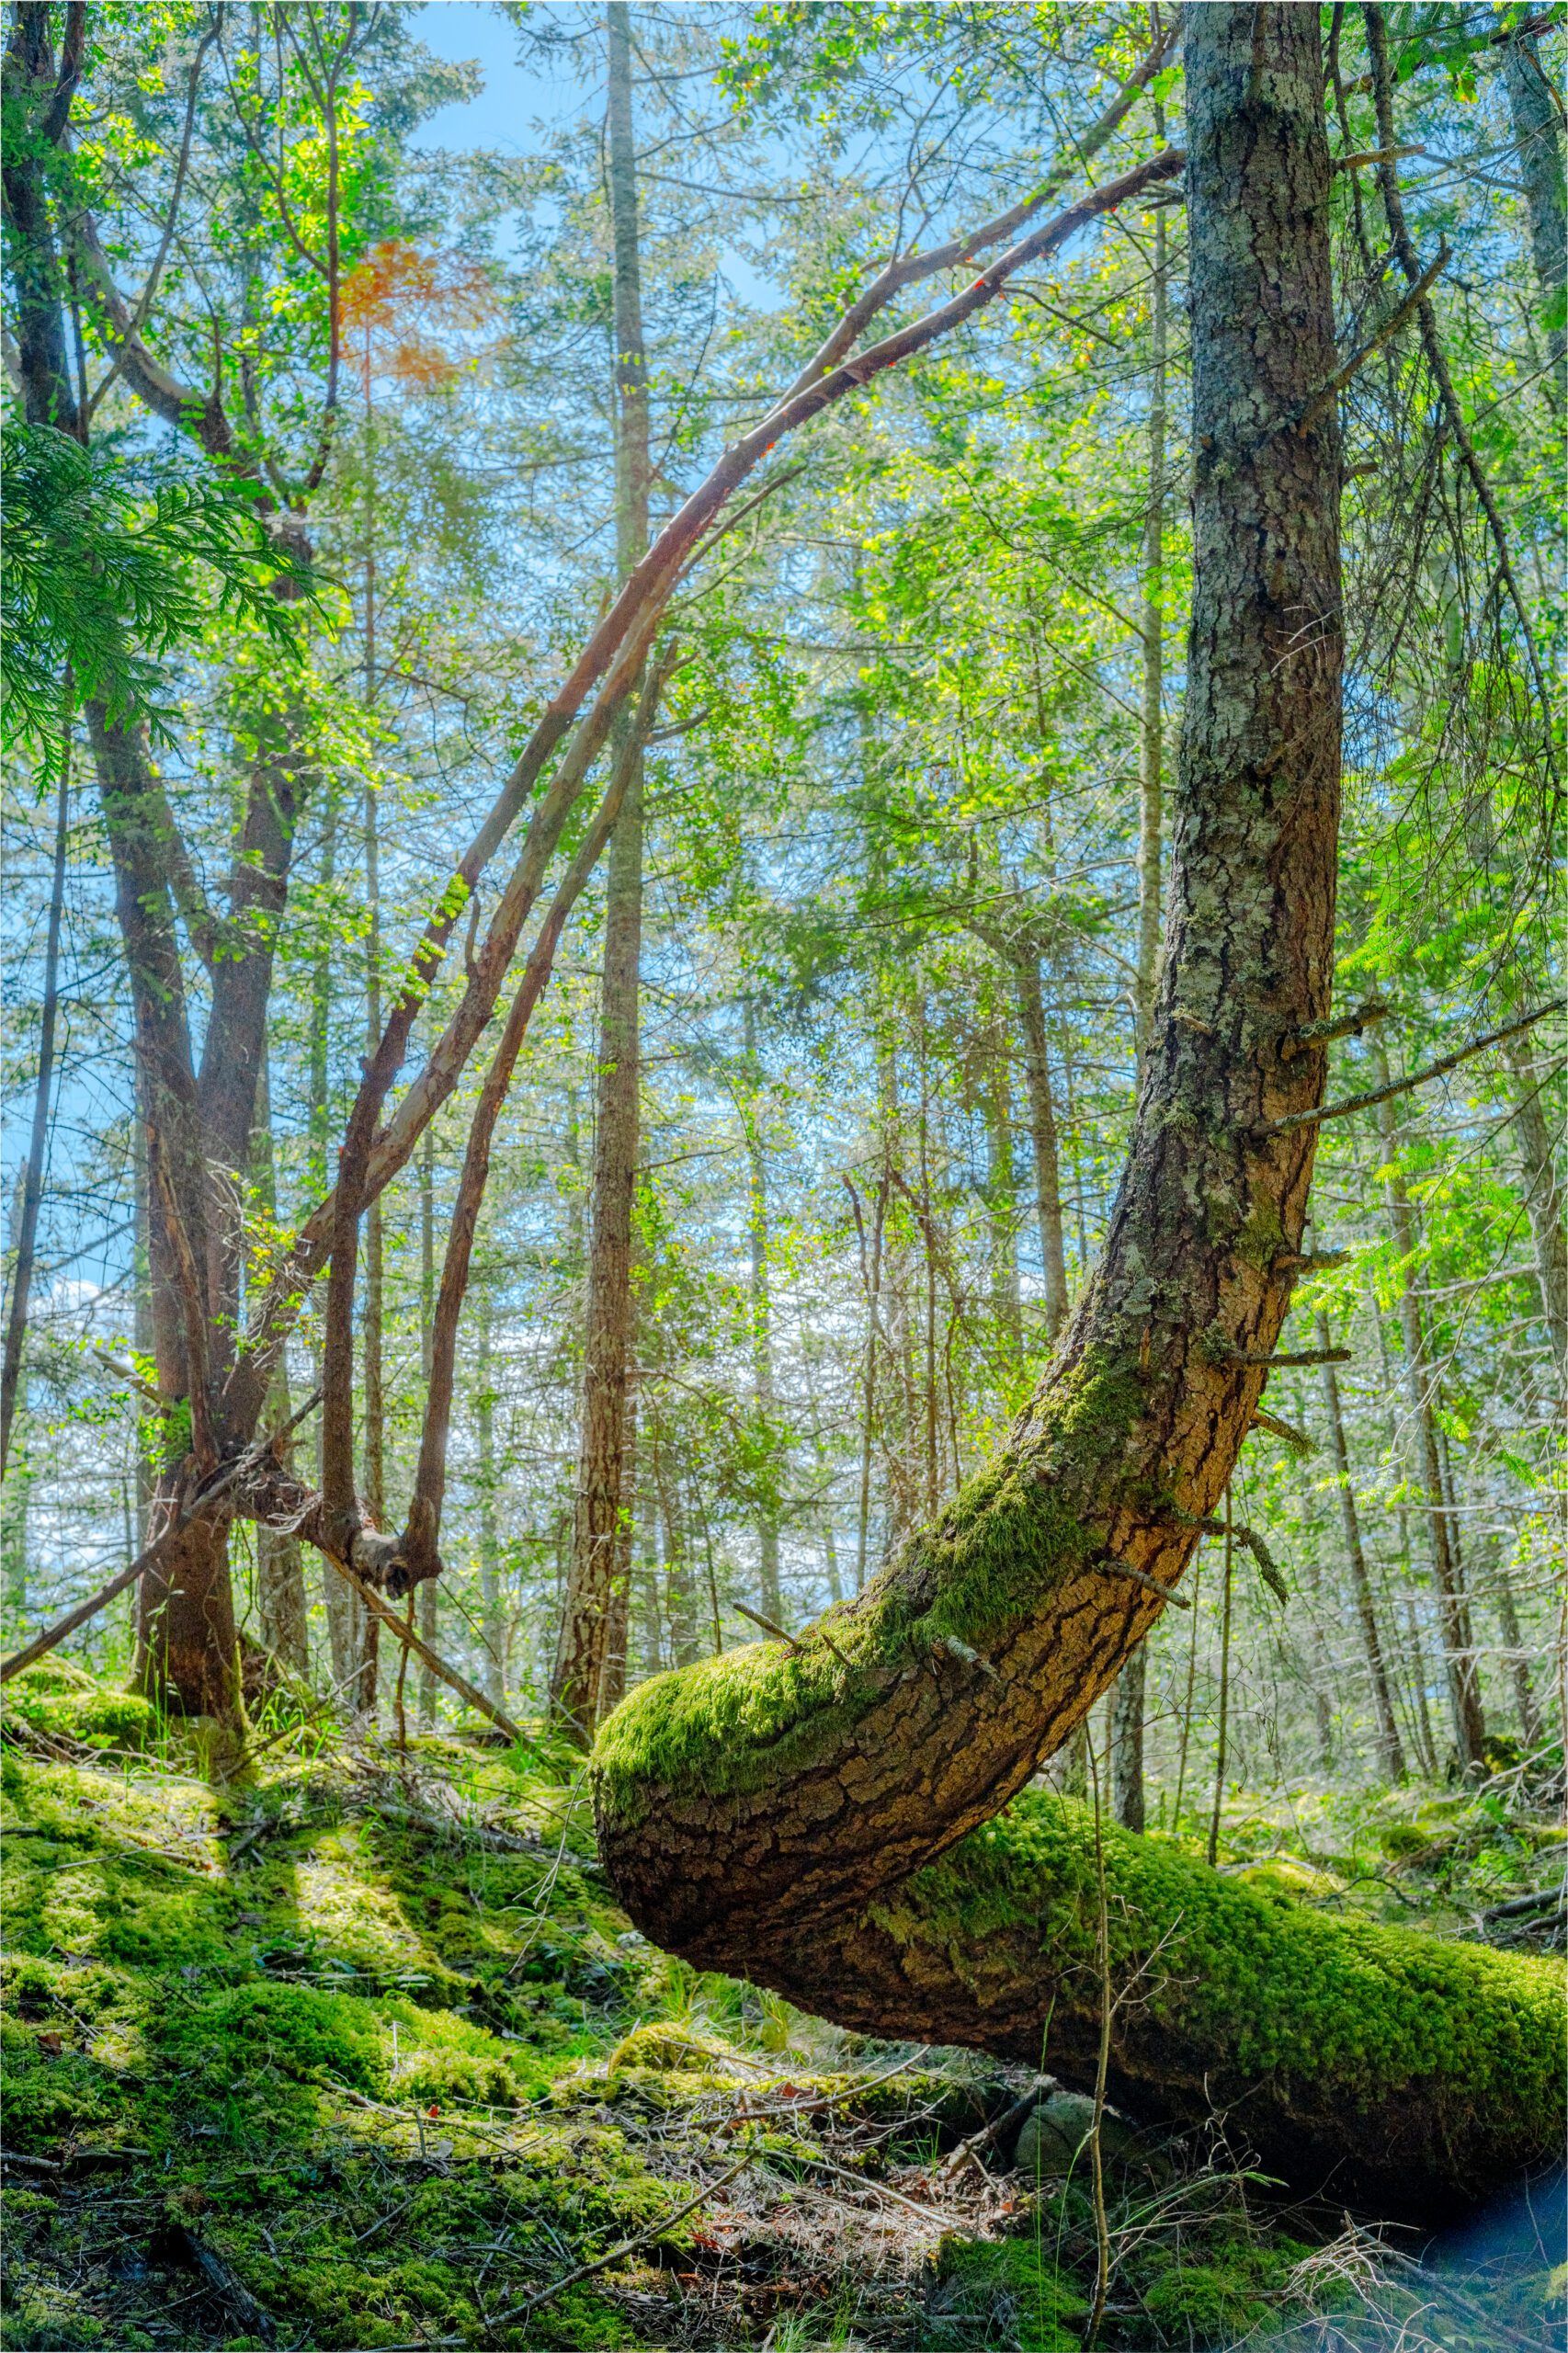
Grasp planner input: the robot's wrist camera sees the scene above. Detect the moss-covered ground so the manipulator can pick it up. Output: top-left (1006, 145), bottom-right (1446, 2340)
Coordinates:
top-left (2, 1660), bottom-right (1562, 2350)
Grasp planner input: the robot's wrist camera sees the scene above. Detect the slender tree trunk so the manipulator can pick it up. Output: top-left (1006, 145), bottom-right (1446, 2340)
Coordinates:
top-left (1, 702), bottom-right (71, 1479)
top-left (982, 1027), bottom-right (1023, 1356)
top-left (853, 1172), bottom-right (887, 1591)
top-left (252, 1047), bottom-right (308, 1676)
top-left (551, 0), bottom-right (650, 1741)
top-left (1013, 948), bottom-right (1069, 1340)
top-left (1109, 1651), bottom-right (1146, 1832)
top-left (1375, 1077), bottom-right (1487, 1768)
top-left (1502, 1031), bottom-right (1567, 1388)
top-left (1317, 1319), bottom-right (1404, 1779)
top-left (1493, 1564), bottom-right (1543, 1750)
top-left (744, 1004), bottom-right (782, 1621)
top-left (352, 784), bottom-right (385, 1717)
top-left (598, 1387), bottom-right (635, 1717)
top-left (1503, 25), bottom-right (1566, 411)
top-left (417, 1124), bottom-right (437, 1722)
top-left (476, 1297), bottom-right (503, 1709)
top-left (308, 784), bottom-right (358, 1699)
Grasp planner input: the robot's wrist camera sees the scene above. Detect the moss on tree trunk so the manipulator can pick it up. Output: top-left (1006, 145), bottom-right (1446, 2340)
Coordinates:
top-left (746, 1794), bottom-right (1566, 2222)
top-left (588, 3), bottom-right (1566, 2217)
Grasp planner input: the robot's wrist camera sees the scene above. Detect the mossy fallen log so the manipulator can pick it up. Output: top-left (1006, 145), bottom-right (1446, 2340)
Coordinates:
top-left (642, 1791), bottom-right (1568, 2222)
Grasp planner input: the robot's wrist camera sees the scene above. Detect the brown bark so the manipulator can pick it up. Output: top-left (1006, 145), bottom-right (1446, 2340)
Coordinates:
top-left (597, 2), bottom-right (1344, 1962)
top-left (1317, 1318), bottom-right (1405, 1781)
top-left (551, 2), bottom-right (651, 1742)
top-left (552, 735), bottom-right (645, 1736)
top-left (251, 1051), bottom-right (308, 1677)
top-left (752, 1792), bottom-right (1564, 2220)
top-left (134, 1510), bottom-right (239, 1722)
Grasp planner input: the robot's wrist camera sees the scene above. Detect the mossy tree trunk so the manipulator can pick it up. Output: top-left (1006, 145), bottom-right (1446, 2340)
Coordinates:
top-left (597, 0), bottom-right (1345, 1953)
top-left (589, 6), bottom-right (1568, 2216)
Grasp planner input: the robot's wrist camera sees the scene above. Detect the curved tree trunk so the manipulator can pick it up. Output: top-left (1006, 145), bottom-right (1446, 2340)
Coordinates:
top-left (589, 16), bottom-right (1567, 2211)
top-left (596, 0), bottom-right (1344, 1952)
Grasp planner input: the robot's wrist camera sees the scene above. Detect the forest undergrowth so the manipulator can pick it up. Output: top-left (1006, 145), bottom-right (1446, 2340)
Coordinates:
top-left (2, 1661), bottom-right (1562, 2353)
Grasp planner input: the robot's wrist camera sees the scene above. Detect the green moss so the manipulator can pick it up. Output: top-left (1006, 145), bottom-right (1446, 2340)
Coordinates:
top-left (3, 1659), bottom-right (156, 1752)
top-left (926, 2234), bottom-right (1088, 2353)
top-left (592, 1350), bottom-right (1145, 1824)
top-left (894, 1795), bottom-right (1566, 2157)
top-left (1140, 2233), bottom-right (1306, 2340)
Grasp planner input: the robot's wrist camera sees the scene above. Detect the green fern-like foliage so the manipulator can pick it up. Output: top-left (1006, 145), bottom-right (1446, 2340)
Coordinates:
top-left (1, 424), bottom-right (311, 762)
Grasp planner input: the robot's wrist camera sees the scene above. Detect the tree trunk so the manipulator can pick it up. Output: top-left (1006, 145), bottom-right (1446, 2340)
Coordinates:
top-left (1109, 1651), bottom-right (1145, 1833)
top-left (418, 1124), bottom-right (437, 1723)
top-left (1493, 1564), bottom-right (1543, 1751)
top-left (1503, 1031), bottom-right (1567, 1389)
top-left (476, 1298), bottom-right (504, 1709)
top-left (597, 0), bottom-right (1345, 1961)
top-left (1131, 141), bottom-right (1167, 1064)
top-left (1375, 1078), bottom-right (1487, 1769)
top-left (982, 1026), bottom-right (1023, 1356)
top-left (744, 1005), bottom-right (783, 1621)
top-left (1, 705), bottom-right (71, 1480)
top-left (135, 1508), bottom-right (240, 1723)
top-left (1317, 1320), bottom-right (1404, 1780)
top-left (551, 0), bottom-right (650, 1742)
top-left (1503, 26), bottom-right (1566, 411)
top-left (251, 1048), bottom-right (309, 1677)
top-left (1013, 948), bottom-right (1070, 1341)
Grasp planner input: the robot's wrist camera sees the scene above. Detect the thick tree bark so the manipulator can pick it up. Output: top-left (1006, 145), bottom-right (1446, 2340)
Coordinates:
top-left (597, 1), bottom-right (1344, 1961)
top-left (551, 0), bottom-right (650, 1741)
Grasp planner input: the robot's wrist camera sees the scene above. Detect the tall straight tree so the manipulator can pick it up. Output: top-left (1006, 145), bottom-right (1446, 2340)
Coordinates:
top-left (1374, 1074), bottom-right (1487, 1768)
top-left (552, 0), bottom-right (652, 1740)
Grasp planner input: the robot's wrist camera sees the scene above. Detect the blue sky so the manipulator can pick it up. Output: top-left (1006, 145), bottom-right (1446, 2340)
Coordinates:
top-left (410, 2), bottom-right (603, 151)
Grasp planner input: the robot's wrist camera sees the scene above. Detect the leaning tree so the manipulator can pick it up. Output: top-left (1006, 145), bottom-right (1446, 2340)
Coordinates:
top-left (588, 3), bottom-right (1564, 2218)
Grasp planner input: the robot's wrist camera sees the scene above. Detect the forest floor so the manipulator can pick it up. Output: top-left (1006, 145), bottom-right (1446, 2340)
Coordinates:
top-left (0, 1659), bottom-right (1563, 2353)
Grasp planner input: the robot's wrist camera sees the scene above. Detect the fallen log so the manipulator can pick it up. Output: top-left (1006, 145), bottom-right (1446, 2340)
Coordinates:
top-left (725, 1794), bottom-right (1565, 2223)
